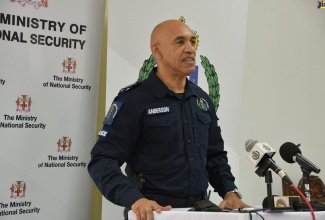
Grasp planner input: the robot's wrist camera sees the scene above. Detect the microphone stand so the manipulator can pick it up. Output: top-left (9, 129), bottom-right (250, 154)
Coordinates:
top-left (256, 163), bottom-right (292, 211)
top-left (265, 170), bottom-right (273, 209)
top-left (300, 166), bottom-right (311, 202)
top-left (294, 165), bottom-right (325, 211)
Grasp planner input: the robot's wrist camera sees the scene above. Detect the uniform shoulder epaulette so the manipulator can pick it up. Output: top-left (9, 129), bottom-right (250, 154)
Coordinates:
top-left (118, 81), bottom-right (141, 95)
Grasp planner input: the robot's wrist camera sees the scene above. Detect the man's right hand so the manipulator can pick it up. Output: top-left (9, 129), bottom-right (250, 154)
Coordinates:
top-left (131, 198), bottom-right (172, 220)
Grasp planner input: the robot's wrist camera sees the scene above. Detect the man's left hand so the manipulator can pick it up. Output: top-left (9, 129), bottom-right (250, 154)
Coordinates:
top-left (218, 192), bottom-right (251, 209)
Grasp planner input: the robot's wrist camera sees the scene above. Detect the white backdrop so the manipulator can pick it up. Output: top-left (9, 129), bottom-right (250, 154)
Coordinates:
top-left (103, 0), bottom-right (249, 219)
top-left (240, 0), bottom-right (325, 206)
top-left (0, 1), bottom-right (105, 219)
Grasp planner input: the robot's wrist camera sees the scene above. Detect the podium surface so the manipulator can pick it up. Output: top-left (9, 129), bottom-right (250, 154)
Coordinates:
top-left (128, 208), bottom-right (325, 220)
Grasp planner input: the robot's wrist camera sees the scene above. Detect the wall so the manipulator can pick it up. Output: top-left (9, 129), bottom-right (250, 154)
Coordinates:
top-left (240, 0), bottom-right (325, 205)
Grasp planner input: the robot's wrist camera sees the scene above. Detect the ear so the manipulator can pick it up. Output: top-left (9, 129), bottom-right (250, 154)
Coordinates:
top-left (151, 43), bottom-right (162, 59)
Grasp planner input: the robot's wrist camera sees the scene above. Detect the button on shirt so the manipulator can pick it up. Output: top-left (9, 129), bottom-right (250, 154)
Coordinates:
top-left (88, 69), bottom-right (236, 208)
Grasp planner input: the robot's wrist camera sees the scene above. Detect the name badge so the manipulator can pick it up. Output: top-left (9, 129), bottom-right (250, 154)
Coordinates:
top-left (147, 106), bottom-right (170, 115)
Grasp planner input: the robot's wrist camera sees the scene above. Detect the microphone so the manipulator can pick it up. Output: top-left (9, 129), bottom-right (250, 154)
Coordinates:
top-left (245, 139), bottom-right (293, 185)
top-left (279, 142), bottom-right (320, 174)
top-left (245, 139), bottom-right (276, 166)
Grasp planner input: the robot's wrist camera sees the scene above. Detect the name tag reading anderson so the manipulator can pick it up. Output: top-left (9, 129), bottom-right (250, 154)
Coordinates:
top-left (147, 106), bottom-right (170, 115)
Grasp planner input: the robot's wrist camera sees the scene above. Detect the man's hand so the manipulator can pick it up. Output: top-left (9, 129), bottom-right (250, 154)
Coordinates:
top-left (219, 192), bottom-right (251, 210)
top-left (131, 198), bottom-right (172, 220)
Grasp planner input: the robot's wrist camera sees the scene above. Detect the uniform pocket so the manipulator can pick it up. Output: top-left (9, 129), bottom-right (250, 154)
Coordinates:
top-left (197, 112), bottom-right (211, 125)
top-left (144, 113), bottom-right (176, 127)
top-left (143, 113), bottom-right (178, 156)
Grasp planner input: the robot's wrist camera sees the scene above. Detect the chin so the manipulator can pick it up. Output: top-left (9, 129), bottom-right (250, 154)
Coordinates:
top-left (186, 67), bottom-right (196, 75)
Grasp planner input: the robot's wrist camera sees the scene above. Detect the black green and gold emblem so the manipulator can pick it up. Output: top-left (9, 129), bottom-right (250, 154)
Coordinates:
top-left (197, 98), bottom-right (209, 110)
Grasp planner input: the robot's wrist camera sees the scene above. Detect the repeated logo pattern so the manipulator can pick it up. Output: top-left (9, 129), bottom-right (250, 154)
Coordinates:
top-left (10, 181), bottom-right (27, 199)
top-left (11, 0), bottom-right (48, 9)
top-left (15, 95), bottom-right (32, 112)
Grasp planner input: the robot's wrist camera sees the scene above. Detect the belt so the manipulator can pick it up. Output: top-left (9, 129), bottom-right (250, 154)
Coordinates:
top-left (144, 193), bottom-right (206, 208)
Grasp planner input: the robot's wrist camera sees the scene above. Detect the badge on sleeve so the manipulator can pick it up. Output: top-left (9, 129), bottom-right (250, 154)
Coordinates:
top-left (98, 130), bottom-right (109, 137)
top-left (103, 101), bottom-right (123, 125)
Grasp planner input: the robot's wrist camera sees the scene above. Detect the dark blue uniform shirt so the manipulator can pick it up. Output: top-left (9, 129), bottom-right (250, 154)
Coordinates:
top-left (88, 69), bottom-right (236, 208)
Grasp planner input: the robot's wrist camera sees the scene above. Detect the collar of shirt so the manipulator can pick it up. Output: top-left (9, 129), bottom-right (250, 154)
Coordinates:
top-left (148, 68), bottom-right (199, 100)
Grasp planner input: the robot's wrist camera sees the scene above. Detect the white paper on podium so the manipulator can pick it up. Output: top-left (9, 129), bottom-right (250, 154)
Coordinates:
top-left (128, 210), bottom-right (240, 220)
top-left (128, 209), bottom-right (325, 220)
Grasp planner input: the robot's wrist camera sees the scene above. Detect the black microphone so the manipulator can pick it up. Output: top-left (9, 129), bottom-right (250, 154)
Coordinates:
top-left (279, 142), bottom-right (321, 174)
top-left (245, 139), bottom-right (293, 185)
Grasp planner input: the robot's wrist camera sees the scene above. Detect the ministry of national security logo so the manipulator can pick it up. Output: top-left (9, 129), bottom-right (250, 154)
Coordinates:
top-left (10, 181), bottom-right (27, 199)
top-left (62, 58), bottom-right (77, 74)
top-left (16, 95), bottom-right (32, 112)
top-left (57, 136), bottom-right (72, 152)
top-left (11, 0), bottom-right (48, 9)
top-left (138, 17), bottom-right (220, 112)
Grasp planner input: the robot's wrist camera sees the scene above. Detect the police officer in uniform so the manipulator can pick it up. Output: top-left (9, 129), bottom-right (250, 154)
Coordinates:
top-left (88, 19), bottom-right (249, 220)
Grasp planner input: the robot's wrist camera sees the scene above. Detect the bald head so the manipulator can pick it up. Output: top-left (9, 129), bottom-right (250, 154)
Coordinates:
top-left (150, 20), bottom-right (192, 46)
top-left (150, 19), bottom-right (197, 80)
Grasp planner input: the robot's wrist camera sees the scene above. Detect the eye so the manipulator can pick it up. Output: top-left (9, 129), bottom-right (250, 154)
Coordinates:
top-left (190, 38), bottom-right (197, 46)
top-left (176, 39), bottom-right (184, 44)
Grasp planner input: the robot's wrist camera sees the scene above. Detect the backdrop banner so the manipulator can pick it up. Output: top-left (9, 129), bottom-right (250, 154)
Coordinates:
top-left (0, 1), bottom-right (105, 219)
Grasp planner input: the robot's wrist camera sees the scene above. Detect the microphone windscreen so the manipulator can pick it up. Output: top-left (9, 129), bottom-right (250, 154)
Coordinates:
top-left (279, 142), bottom-right (302, 163)
top-left (245, 139), bottom-right (258, 152)
top-left (262, 195), bottom-right (278, 208)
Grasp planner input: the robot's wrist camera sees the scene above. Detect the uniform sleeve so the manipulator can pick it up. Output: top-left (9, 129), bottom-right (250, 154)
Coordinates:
top-left (205, 99), bottom-right (237, 198)
top-left (87, 95), bottom-right (144, 208)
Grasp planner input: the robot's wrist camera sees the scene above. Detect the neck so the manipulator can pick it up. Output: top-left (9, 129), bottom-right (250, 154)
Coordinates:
top-left (156, 69), bottom-right (187, 93)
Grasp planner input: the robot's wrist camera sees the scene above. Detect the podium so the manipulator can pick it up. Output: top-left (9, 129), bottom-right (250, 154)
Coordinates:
top-left (128, 209), bottom-right (325, 220)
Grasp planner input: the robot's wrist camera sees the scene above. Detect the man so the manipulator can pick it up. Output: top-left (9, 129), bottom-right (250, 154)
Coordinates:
top-left (88, 20), bottom-right (249, 220)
